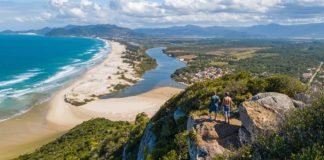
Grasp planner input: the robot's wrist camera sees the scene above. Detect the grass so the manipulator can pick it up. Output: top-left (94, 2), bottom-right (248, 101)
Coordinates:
top-left (210, 61), bottom-right (229, 66)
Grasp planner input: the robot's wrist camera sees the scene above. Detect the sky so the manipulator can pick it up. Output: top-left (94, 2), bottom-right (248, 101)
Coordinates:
top-left (1, 0), bottom-right (324, 31)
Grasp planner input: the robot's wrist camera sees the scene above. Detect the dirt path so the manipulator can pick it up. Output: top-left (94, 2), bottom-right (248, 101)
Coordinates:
top-left (308, 62), bottom-right (323, 86)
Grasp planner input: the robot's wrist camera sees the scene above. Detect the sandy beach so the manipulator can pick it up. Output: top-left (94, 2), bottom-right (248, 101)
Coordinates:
top-left (0, 41), bottom-right (182, 160)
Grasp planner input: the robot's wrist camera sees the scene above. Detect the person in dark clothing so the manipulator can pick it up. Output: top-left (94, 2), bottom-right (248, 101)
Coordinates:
top-left (208, 92), bottom-right (220, 121)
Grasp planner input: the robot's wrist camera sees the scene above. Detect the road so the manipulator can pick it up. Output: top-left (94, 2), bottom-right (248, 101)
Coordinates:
top-left (307, 62), bottom-right (323, 86)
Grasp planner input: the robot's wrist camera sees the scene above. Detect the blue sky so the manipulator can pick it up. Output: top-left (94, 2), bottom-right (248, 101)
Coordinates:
top-left (1, 0), bottom-right (324, 31)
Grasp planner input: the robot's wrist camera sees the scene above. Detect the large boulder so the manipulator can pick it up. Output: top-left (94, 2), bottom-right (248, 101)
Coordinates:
top-left (187, 115), bottom-right (241, 160)
top-left (239, 92), bottom-right (296, 144)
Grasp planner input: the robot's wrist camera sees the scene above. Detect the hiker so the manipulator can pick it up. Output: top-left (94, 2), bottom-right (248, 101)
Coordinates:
top-left (208, 92), bottom-right (220, 121)
top-left (222, 92), bottom-right (232, 124)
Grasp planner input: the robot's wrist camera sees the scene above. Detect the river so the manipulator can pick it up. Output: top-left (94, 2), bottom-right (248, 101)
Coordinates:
top-left (102, 47), bottom-right (186, 98)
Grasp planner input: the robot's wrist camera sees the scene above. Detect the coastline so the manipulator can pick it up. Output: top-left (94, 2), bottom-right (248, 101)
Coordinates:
top-left (0, 36), bottom-right (110, 123)
top-left (0, 41), bottom-right (182, 160)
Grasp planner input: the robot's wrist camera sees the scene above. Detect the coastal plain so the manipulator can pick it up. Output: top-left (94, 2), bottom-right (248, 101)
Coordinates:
top-left (0, 41), bottom-right (182, 160)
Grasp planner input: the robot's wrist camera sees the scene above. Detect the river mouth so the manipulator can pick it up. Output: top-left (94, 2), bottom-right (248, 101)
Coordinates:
top-left (101, 47), bottom-right (186, 99)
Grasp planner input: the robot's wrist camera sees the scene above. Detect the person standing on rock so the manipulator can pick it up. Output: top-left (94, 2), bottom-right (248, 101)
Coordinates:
top-left (208, 92), bottom-right (220, 121)
top-left (222, 92), bottom-right (232, 124)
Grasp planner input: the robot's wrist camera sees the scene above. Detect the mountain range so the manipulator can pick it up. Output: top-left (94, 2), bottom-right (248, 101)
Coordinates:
top-left (3, 23), bottom-right (324, 39)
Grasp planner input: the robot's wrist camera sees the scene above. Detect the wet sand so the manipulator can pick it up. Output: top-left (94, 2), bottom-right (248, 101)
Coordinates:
top-left (0, 41), bottom-right (182, 159)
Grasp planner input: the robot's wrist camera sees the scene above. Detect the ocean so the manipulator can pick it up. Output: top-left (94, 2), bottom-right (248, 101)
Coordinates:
top-left (0, 34), bottom-right (110, 121)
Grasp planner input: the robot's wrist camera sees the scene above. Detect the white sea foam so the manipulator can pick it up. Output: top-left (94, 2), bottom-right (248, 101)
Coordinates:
top-left (0, 95), bottom-right (51, 123)
top-left (72, 59), bottom-right (82, 63)
top-left (0, 88), bottom-right (13, 94)
top-left (38, 39), bottom-right (110, 86)
top-left (40, 66), bottom-right (78, 85)
top-left (28, 68), bottom-right (41, 72)
top-left (8, 88), bottom-right (33, 98)
top-left (0, 88), bottom-right (13, 99)
top-left (0, 70), bottom-right (41, 87)
top-left (78, 48), bottom-right (98, 56)
top-left (0, 38), bottom-right (111, 122)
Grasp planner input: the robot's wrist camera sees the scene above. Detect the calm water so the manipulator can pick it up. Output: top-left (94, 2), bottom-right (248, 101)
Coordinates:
top-left (0, 34), bottom-right (109, 121)
top-left (102, 47), bottom-right (186, 98)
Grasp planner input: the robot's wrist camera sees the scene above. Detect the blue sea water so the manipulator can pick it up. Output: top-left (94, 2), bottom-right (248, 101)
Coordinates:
top-left (0, 34), bottom-right (110, 121)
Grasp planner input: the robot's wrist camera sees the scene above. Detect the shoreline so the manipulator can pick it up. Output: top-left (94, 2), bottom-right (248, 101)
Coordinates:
top-left (63, 40), bottom-right (139, 106)
top-left (0, 37), bottom-right (110, 123)
top-left (0, 41), bottom-right (182, 160)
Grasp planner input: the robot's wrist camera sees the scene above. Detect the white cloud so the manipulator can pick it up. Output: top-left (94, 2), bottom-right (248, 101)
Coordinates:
top-left (80, 0), bottom-right (93, 7)
top-left (106, 0), bottom-right (324, 27)
top-left (3, 0), bottom-right (324, 30)
top-left (50, 0), bottom-right (69, 6)
top-left (69, 8), bottom-right (86, 17)
top-left (107, 0), bottom-right (283, 27)
top-left (15, 12), bottom-right (53, 23)
top-left (287, 0), bottom-right (324, 6)
top-left (47, 0), bottom-right (109, 23)
top-left (164, 0), bottom-right (282, 13)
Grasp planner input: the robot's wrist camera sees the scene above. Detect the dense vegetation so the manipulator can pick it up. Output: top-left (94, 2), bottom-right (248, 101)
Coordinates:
top-left (18, 113), bottom-right (149, 160)
top-left (18, 73), bottom-right (320, 160)
top-left (233, 42), bottom-right (324, 76)
top-left (145, 72), bottom-right (307, 159)
top-left (120, 42), bottom-right (157, 76)
top-left (162, 39), bottom-right (324, 84)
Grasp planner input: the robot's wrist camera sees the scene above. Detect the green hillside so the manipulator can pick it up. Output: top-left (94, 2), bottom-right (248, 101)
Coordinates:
top-left (17, 73), bottom-right (323, 160)
top-left (18, 114), bottom-right (149, 160)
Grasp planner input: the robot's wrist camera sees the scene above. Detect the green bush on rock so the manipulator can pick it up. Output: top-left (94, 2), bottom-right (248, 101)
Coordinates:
top-left (148, 72), bottom-right (307, 160)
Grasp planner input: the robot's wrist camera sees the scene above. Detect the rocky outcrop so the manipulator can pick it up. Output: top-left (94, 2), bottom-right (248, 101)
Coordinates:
top-left (292, 99), bottom-right (307, 108)
top-left (187, 116), bottom-right (241, 160)
top-left (137, 123), bottom-right (156, 160)
top-left (122, 144), bottom-right (128, 160)
top-left (294, 93), bottom-right (312, 105)
top-left (173, 108), bottom-right (186, 122)
top-left (239, 92), bottom-right (296, 144)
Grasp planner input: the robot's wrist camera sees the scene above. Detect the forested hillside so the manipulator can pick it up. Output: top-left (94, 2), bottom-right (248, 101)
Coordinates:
top-left (18, 113), bottom-right (149, 160)
top-left (17, 72), bottom-right (324, 160)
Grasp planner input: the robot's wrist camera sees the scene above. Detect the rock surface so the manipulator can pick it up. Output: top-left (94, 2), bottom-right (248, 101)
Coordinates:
top-left (187, 115), bottom-right (241, 160)
top-left (239, 92), bottom-right (296, 143)
top-left (137, 123), bottom-right (156, 160)
top-left (173, 108), bottom-right (186, 122)
top-left (292, 99), bottom-right (307, 108)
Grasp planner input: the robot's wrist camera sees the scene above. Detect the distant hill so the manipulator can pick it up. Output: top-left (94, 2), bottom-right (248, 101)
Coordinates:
top-left (46, 24), bottom-right (146, 38)
top-left (234, 23), bottom-right (324, 38)
top-left (1, 27), bottom-right (52, 35)
top-left (3, 23), bottom-right (324, 38)
top-left (136, 23), bottom-right (324, 38)
top-left (134, 25), bottom-right (251, 38)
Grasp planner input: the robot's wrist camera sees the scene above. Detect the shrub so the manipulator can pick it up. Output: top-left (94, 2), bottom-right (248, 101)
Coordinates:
top-left (251, 98), bottom-right (324, 159)
top-left (265, 75), bottom-right (307, 97)
top-left (18, 118), bottom-right (132, 160)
